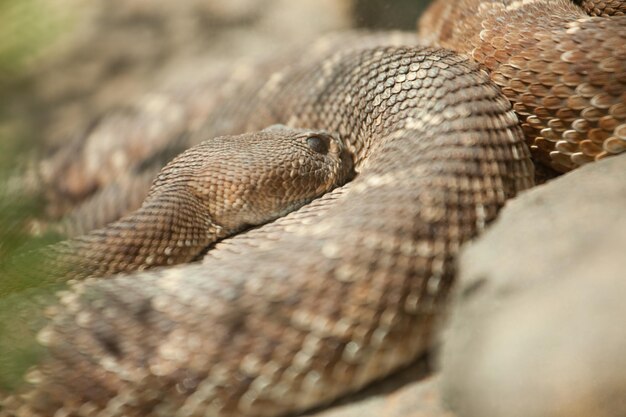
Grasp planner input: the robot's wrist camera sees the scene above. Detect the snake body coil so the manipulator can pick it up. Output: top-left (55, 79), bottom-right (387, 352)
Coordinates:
top-left (1, 0), bottom-right (624, 416)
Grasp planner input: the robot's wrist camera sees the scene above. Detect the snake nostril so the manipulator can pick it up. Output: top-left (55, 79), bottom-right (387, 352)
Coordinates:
top-left (306, 135), bottom-right (330, 155)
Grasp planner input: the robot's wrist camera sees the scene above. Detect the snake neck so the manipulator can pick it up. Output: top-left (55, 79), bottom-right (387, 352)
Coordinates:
top-left (38, 189), bottom-right (219, 284)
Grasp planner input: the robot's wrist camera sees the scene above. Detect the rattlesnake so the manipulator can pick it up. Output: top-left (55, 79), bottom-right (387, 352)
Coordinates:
top-left (1, 0), bottom-right (624, 416)
top-left (2, 127), bottom-right (352, 287)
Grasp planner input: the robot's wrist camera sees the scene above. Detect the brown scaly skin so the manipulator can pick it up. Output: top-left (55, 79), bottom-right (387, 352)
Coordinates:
top-left (419, 0), bottom-right (626, 172)
top-left (1, 127), bottom-right (351, 290)
top-left (1, 2), bottom-right (625, 417)
top-left (1, 40), bottom-right (532, 416)
top-left (578, 0), bottom-right (626, 15)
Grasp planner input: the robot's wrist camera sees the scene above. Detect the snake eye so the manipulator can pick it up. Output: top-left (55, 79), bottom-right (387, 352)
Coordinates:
top-left (306, 135), bottom-right (330, 155)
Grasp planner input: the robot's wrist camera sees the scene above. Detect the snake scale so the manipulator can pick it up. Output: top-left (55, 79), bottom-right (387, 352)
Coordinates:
top-left (1, 0), bottom-right (625, 416)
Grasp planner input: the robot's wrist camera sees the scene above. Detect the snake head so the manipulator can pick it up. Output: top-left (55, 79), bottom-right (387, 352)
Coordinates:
top-left (151, 126), bottom-right (355, 234)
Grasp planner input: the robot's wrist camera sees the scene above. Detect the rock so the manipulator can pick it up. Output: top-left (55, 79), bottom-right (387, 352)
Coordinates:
top-left (304, 360), bottom-right (455, 417)
top-left (439, 154), bottom-right (626, 417)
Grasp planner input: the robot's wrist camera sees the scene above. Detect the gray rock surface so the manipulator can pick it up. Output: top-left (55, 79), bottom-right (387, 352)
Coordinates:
top-left (440, 154), bottom-right (626, 417)
top-left (305, 360), bottom-right (454, 417)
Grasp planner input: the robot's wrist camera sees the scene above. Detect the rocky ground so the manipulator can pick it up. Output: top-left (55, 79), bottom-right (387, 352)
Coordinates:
top-left (441, 154), bottom-right (626, 417)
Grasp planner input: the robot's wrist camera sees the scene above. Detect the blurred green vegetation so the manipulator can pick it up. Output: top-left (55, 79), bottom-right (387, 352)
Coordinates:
top-left (0, 0), bottom-right (71, 264)
top-left (0, 2), bottom-right (74, 391)
top-left (0, 286), bottom-right (60, 391)
top-left (0, 0), bottom-right (70, 83)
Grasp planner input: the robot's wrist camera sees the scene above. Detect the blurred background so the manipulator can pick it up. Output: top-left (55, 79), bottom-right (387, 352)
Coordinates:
top-left (0, 0), bottom-right (432, 262)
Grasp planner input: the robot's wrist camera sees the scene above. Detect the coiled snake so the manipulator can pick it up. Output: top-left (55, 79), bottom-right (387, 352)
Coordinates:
top-left (1, 0), bottom-right (624, 416)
